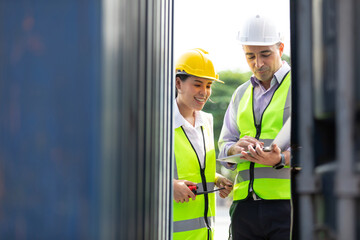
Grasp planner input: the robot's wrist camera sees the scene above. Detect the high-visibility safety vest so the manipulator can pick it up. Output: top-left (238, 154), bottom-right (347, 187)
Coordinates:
top-left (233, 72), bottom-right (291, 201)
top-left (173, 125), bottom-right (216, 240)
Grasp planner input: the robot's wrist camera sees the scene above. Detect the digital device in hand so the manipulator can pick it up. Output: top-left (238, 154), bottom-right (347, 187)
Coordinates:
top-left (216, 117), bottom-right (291, 164)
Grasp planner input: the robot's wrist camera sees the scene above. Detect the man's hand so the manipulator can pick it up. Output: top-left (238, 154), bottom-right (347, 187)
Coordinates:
top-left (173, 180), bottom-right (197, 203)
top-left (240, 143), bottom-right (285, 166)
top-left (227, 136), bottom-right (264, 156)
top-left (215, 175), bottom-right (233, 198)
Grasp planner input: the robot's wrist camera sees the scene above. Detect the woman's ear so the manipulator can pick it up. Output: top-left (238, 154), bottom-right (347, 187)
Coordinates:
top-left (175, 77), bottom-right (182, 93)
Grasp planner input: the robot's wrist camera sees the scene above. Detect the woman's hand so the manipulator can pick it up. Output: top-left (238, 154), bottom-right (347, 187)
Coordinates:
top-left (173, 179), bottom-right (197, 203)
top-left (215, 175), bottom-right (233, 198)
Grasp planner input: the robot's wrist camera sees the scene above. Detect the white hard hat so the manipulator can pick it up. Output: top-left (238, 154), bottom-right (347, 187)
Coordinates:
top-left (237, 15), bottom-right (283, 46)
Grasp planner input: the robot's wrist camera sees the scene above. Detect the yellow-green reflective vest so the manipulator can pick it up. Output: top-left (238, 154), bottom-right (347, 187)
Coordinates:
top-left (173, 125), bottom-right (216, 240)
top-left (233, 72), bottom-right (291, 201)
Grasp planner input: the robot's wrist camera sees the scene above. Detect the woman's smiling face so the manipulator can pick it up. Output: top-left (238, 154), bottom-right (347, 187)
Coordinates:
top-left (176, 75), bottom-right (213, 111)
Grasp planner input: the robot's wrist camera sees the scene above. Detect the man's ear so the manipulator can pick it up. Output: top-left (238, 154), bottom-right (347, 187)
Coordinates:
top-left (278, 42), bottom-right (285, 57)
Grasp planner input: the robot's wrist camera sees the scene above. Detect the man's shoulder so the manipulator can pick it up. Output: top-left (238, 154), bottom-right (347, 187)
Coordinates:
top-left (232, 80), bottom-right (252, 102)
top-left (237, 80), bottom-right (252, 91)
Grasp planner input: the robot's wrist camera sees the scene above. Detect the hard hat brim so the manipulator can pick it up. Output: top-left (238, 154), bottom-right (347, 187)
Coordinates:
top-left (176, 71), bottom-right (224, 84)
top-left (201, 76), bottom-right (224, 84)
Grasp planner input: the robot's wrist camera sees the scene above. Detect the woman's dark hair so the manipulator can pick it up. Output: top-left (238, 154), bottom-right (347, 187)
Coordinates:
top-left (175, 74), bottom-right (190, 97)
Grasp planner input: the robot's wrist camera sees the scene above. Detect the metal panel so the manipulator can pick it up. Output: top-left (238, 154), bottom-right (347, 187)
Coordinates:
top-left (335, 0), bottom-right (359, 239)
top-left (0, 0), bottom-right (173, 239)
top-left (0, 1), bottom-right (102, 239)
top-left (291, 0), bottom-right (317, 239)
top-left (293, 0), bottom-right (360, 239)
top-left (100, 0), bottom-right (173, 239)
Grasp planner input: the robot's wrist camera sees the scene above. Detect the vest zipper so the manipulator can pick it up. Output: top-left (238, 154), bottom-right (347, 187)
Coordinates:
top-left (200, 167), bottom-right (211, 239)
top-left (200, 127), bottom-right (212, 239)
top-left (248, 124), bottom-right (261, 195)
top-left (248, 73), bottom-right (289, 197)
top-left (181, 126), bottom-right (212, 238)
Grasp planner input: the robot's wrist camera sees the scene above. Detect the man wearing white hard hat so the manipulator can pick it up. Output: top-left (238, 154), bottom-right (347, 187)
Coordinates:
top-left (218, 15), bottom-right (291, 239)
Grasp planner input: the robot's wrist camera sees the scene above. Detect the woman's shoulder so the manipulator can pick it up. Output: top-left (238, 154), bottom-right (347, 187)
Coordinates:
top-left (199, 110), bottom-right (212, 118)
top-left (199, 110), bottom-right (213, 125)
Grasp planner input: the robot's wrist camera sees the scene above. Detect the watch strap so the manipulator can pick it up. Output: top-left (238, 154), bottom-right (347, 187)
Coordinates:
top-left (273, 153), bottom-right (285, 169)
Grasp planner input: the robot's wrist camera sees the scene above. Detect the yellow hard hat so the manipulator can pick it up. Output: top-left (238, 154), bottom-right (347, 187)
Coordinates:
top-left (175, 48), bottom-right (224, 83)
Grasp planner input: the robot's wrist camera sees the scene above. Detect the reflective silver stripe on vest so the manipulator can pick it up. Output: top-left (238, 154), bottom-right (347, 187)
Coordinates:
top-left (237, 167), bottom-right (290, 182)
top-left (235, 169), bottom-right (250, 184)
top-left (233, 81), bottom-right (251, 104)
top-left (173, 216), bottom-right (215, 233)
top-left (196, 182), bottom-right (215, 192)
top-left (283, 86), bottom-right (291, 124)
top-left (174, 156), bottom-right (178, 180)
top-left (232, 81), bottom-right (251, 138)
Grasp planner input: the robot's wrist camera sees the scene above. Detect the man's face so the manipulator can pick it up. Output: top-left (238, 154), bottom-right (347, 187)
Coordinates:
top-left (243, 43), bottom-right (284, 82)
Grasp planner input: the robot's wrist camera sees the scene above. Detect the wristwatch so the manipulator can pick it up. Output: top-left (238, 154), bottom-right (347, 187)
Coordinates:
top-left (273, 153), bottom-right (285, 169)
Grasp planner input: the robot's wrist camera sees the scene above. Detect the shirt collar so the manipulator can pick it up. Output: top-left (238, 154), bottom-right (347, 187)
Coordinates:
top-left (250, 61), bottom-right (291, 88)
top-left (174, 100), bottom-right (205, 129)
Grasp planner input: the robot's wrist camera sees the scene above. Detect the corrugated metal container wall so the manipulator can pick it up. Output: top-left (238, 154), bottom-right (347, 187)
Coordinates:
top-left (101, 0), bottom-right (173, 239)
top-left (291, 0), bottom-right (360, 239)
top-left (0, 0), bottom-right (173, 239)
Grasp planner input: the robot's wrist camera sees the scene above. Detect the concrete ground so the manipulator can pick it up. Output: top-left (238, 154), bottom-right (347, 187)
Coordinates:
top-left (215, 197), bottom-right (232, 240)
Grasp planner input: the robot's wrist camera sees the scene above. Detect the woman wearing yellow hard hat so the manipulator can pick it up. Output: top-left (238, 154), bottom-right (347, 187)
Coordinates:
top-left (172, 48), bottom-right (233, 240)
